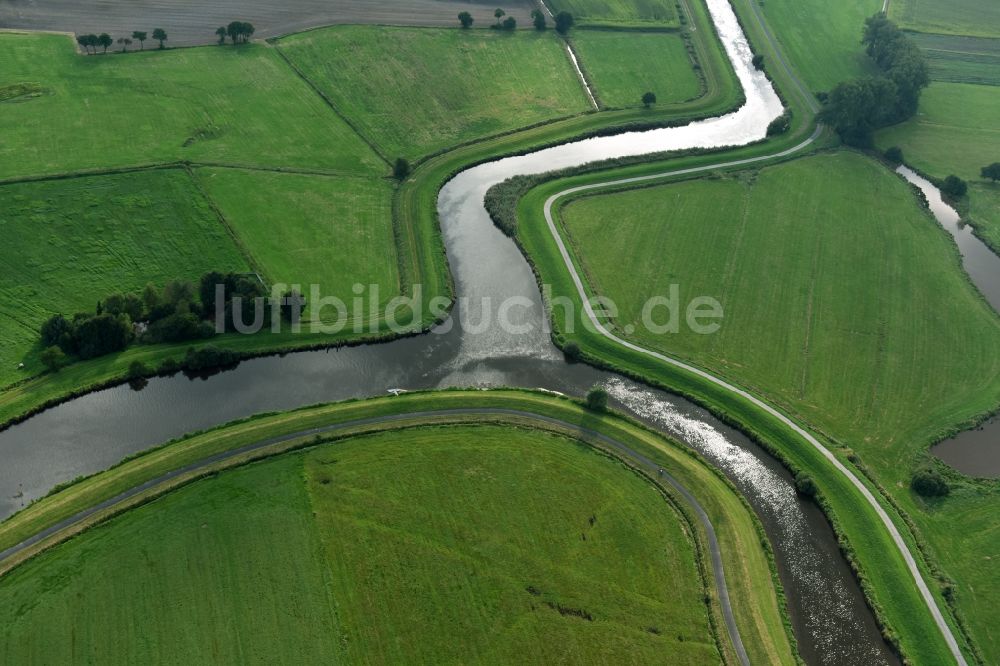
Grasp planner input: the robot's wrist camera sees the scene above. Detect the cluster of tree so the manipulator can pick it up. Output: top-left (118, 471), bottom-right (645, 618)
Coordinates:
top-left (982, 163), bottom-right (1000, 182)
top-left (911, 467), bottom-right (950, 498)
top-left (76, 34), bottom-right (113, 54)
top-left (585, 386), bottom-right (608, 411)
top-left (216, 21), bottom-right (256, 45)
top-left (492, 9), bottom-right (517, 30)
top-left (766, 111), bottom-right (792, 136)
top-left (38, 272), bottom-right (266, 371)
top-left (819, 14), bottom-right (929, 147)
top-left (76, 29), bottom-right (165, 54)
top-left (531, 9), bottom-right (547, 31)
top-left (458, 12), bottom-right (475, 28)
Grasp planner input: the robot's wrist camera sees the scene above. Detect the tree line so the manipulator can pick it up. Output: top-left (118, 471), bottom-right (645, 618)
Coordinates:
top-left (77, 29), bottom-right (166, 54)
top-left (819, 14), bottom-right (929, 147)
top-left (457, 9), bottom-right (574, 33)
top-left (37, 272), bottom-right (278, 371)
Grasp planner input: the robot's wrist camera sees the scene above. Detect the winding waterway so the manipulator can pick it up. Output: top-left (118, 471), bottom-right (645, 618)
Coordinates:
top-left (0, 0), bottom-right (916, 662)
top-left (897, 167), bottom-right (1000, 477)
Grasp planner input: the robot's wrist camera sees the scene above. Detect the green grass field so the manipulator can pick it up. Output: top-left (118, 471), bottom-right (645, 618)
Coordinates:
top-left (758, 0), bottom-right (881, 92)
top-left (553, 151), bottom-right (1000, 661)
top-left (0, 170), bottom-right (250, 387)
top-left (876, 82), bottom-right (1000, 251)
top-left (0, 32), bottom-right (385, 180)
top-left (544, 0), bottom-right (679, 27)
top-left (194, 169), bottom-right (399, 321)
top-left (570, 30), bottom-right (702, 108)
top-left (0, 390), bottom-right (797, 664)
top-left (276, 26), bottom-right (592, 160)
top-left (560, 152), bottom-right (1000, 470)
top-left (0, 422), bottom-right (722, 663)
top-left (890, 0), bottom-right (1000, 38)
top-left (911, 33), bottom-right (1000, 86)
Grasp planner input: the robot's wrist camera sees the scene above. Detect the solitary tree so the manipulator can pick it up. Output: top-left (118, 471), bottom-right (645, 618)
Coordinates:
top-left (641, 91), bottom-right (657, 107)
top-left (585, 386), bottom-right (608, 411)
top-left (531, 9), bottom-right (547, 30)
top-left (394, 157), bottom-right (410, 180)
top-left (458, 11), bottom-right (474, 28)
top-left (243, 22), bottom-right (256, 42)
top-left (942, 174), bottom-right (968, 199)
top-left (502, 16), bottom-right (517, 30)
top-left (494, 8), bottom-right (506, 27)
top-left (117, 37), bottom-right (133, 52)
top-left (751, 54), bottom-right (764, 70)
top-left (98, 33), bottom-right (113, 54)
top-left (981, 162), bottom-right (1000, 183)
top-left (554, 11), bottom-right (574, 34)
top-left (216, 26), bottom-right (228, 44)
top-left (132, 31), bottom-right (147, 50)
top-left (152, 28), bottom-right (168, 49)
top-left (76, 35), bottom-right (91, 54)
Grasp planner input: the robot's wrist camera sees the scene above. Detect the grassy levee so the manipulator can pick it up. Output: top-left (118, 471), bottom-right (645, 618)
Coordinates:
top-left (0, 0), bottom-right (742, 432)
top-left (0, 390), bottom-right (797, 665)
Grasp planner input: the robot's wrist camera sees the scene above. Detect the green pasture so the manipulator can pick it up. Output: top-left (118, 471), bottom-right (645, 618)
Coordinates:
top-left (195, 168), bottom-right (399, 321)
top-left (911, 33), bottom-right (1000, 86)
top-left (276, 26), bottom-right (592, 160)
top-left (890, 0), bottom-right (1000, 39)
top-left (0, 32), bottom-right (384, 180)
top-left (544, 0), bottom-right (679, 27)
top-left (0, 422), bottom-right (719, 663)
top-left (571, 30), bottom-right (702, 108)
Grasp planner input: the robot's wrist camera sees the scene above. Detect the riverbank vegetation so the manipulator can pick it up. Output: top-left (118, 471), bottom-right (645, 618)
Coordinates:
top-left (0, 390), bottom-right (797, 665)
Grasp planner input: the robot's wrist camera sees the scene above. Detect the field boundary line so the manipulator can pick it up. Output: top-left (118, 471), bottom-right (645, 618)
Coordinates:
top-left (270, 45), bottom-right (392, 167)
top-left (540, 124), bottom-right (968, 665)
top-left (182, 165), bottom-right (272, 284)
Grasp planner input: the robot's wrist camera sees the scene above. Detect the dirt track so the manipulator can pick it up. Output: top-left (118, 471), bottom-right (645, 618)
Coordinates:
top-left (0, 0), bottom-right (535, 46)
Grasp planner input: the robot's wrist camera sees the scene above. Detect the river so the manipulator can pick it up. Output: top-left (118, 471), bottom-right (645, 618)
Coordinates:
top-left (0, 0), bottom-right (907, 662)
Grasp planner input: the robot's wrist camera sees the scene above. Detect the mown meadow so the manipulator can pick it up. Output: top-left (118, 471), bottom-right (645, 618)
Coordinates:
top-left (275, 26), bottom-right (593, 160)
top-left (0, 423), bottom-right (722, 663)
top-left (570, 30), bottom-right (702, 108)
